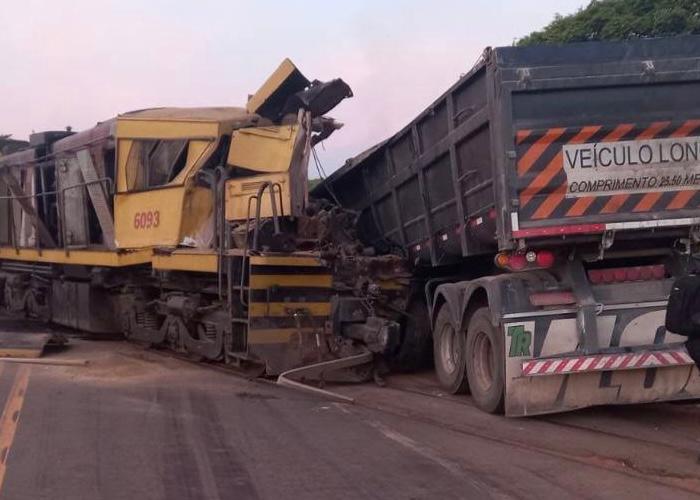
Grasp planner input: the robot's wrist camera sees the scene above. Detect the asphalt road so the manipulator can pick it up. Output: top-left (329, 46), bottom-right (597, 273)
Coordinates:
top-left (0, 335), bottom-right (695, 499)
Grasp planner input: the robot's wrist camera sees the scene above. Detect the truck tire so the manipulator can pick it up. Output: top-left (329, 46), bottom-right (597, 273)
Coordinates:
top-left (433, 304), bottom-right (469, 394)
top-left (465, 307), bottom-right (504, 414)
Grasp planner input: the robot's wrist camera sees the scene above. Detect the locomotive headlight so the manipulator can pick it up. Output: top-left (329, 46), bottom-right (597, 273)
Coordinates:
top-left (525, 251), bottom-right (537, 263)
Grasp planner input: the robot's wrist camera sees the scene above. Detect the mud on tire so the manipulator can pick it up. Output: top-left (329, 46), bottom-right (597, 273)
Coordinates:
top-left (465, 307), bottom-right (504, 414)
top-left (433, 304), bottom-right (469, 394)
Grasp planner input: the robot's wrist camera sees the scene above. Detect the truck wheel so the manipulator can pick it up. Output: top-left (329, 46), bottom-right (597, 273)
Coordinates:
top-left (433, 305), bottom-right (469, 394)
top-left (465, 307), bottom-right (504, 414)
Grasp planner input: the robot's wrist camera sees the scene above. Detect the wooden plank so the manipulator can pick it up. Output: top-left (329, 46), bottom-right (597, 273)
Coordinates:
top-left (76, 149), bottom-right (116, 249)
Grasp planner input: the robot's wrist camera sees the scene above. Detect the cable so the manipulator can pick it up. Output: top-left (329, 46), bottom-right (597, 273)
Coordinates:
top-left (311, 146), bottom-right (343, 207)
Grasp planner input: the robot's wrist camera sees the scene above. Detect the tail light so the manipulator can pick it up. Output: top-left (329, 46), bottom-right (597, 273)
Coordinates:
top-left (587, 264), bottom-right (666, 284)
top-left (495, 250), bottom-right (555, 272)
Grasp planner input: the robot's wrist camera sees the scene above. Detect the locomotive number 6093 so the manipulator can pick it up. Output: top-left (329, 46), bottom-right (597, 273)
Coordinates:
top-left (133, 210), bottom-right (160, 229)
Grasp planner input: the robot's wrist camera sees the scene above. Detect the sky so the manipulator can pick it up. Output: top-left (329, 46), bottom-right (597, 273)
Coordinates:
top-left (1, 0), bottom-right (585, 175)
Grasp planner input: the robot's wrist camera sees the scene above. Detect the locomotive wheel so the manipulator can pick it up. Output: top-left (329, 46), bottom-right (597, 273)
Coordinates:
top-left (432, 304), bottom-right (469, 394)
top-left (465, 307), bottom-right (504, 414)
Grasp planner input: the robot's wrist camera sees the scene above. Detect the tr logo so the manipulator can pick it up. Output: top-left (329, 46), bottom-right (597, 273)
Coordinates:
top-left (507, 325), bottom-right (532, 358)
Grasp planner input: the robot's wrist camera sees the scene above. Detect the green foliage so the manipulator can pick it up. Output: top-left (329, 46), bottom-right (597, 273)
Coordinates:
top-left (519, 0), bottom-right (700, 46)
top-left (308, 178), bottom-right (323, 191)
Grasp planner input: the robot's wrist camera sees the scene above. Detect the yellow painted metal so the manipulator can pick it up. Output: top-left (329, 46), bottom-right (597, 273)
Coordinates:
top-left (227, 125), bottom-right (298, 173)
top-left (0, 247), bottom-right (151, 267)
top-left (116, 119), bottom-right (219, 141)
top-left (151, 250), bottom-right (218, 273)
top-left (249, 274), bottom-right (332, 289)
top-left (179, 187), bottom-right (214, 245)
top-left (114, 187), bottom-right (186, 248)
top-left (116, 139), bottom-right (133, 192)
top-left (225, 173), bottom-right (292, 221)
top-left (247, 327), bottom-right (317, 345)
top-left (246, 59), bottom-right (306, 115)
top-left (249, 255), bottom-right (323, 267)
top-left (248, 302), bottom-right (331, 317)
top-left (171, 139), bottom-right (216, 185)
top-left (377, 279), bottom-right (407, 290)
top-left (114, 127), bottom-right (216, 249)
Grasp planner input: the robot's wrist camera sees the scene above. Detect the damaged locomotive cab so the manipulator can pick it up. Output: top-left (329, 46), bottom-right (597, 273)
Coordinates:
top-left (0, 57), bottom-right (406, 385)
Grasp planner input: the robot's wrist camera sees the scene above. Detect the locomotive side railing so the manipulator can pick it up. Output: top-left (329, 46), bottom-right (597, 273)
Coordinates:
top-left (0, 177), bottom-right (113, 254)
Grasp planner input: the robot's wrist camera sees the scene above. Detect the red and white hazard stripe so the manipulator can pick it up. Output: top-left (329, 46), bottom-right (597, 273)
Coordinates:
top-left (511, 215), bottom-right (700, 239)
top-left (521, 347), bottom-right (695, 377)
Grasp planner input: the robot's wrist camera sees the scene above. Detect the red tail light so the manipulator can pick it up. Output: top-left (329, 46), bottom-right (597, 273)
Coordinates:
top-left (588, 264), bottom-right (666, 284)
top-left (535, 250), bottom-right (555, 268)
top-left (509, 254), bottom-right (527, 270)
top-left (495, 250), bottom-right (556, 272)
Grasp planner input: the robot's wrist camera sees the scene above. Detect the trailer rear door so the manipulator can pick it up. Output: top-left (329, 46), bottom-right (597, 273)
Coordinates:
top-left (499, 37), bottom-right (700, 240)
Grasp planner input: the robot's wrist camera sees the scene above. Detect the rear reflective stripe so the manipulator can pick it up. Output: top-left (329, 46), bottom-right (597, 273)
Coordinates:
top-left (618, 355), bottom-right (633, 369)
top-left (517, 128), bottom-right (567, 176)
top-left (516, 129), bottom-right (532, 145)
top-left (565, 195), bottom-right (596, 217)
top-left (634, 121), bottom-right (695, 212)
top-left (562, 358), bottom-right (577, 372)
top-left (610, 356), bottom-right (625, 369)
top-left (531, 184), bottom-right (567, 219)
top-left (633, 191), bottom-right (663, 212)
top-left (667, 190), bottom-right (695, 210)
top-left (521, 126), bottom-right (600, 208)
top-left (669, 119), bottom-right (700, 137)
top-left (567, 123), bottom-right (637, 217)
top-left (516, 120), bottom-right (700, 221)
top-left (571, 357), bottom-right (588, 371)
top-left (600, 194), bottom-right (629, 214)
top-left (521, 347), bottom-right (694, 377)
top-left (599, 122), bottom-right (669, 215)
top-left (637, 121), bottom-right (671, 139)
top-left (515, 217), bottom-right (700, 239)
top-left (603, 356), bottom-right (617, 369)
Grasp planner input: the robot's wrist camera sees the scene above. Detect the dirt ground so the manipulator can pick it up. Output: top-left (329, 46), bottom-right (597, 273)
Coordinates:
top-left (0, 330), bottom-right (696, 499)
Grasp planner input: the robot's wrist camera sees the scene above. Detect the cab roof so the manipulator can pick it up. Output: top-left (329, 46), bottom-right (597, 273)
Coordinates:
top-left (120, 106), bottom-right (257, 123)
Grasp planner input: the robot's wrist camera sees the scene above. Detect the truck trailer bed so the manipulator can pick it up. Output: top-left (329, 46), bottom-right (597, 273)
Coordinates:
top-left (314, 36), bottom-right (700, 266)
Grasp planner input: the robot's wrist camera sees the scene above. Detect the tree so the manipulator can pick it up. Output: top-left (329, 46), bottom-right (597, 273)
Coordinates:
top-left (518, 0), bottom-right (700, 46)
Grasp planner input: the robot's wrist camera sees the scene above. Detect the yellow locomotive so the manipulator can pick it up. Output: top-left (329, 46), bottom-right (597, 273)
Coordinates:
top-left (0, 60), bottom-right (411, 378)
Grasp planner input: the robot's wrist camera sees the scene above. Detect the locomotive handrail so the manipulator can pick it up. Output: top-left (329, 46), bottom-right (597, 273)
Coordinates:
top-left (0, 177), bottom-right (113, 200)
top-left (57, 178), bottom-right (114, 253)
top-left (239, 181), bottom-right (284, 308)
top-left (0, 177), bottom-right (113, 252)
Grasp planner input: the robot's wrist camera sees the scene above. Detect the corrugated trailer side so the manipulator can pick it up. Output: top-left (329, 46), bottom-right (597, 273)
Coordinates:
top-left (316, 55), bottom-right (497, 266)
top-left (317, 36), bottom-right (700, 263)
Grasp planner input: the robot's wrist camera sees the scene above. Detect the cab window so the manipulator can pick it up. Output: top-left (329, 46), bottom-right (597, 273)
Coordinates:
top-left (126, 139), bottom-right (188, 190)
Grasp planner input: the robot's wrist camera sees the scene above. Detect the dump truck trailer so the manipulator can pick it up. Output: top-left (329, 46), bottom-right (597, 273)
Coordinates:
top-left (314, 36), bottom-right (700, 416)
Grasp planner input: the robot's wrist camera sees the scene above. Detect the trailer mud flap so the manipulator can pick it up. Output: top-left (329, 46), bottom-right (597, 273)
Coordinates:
top-left (503, 308), bottom-right (700, 416)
